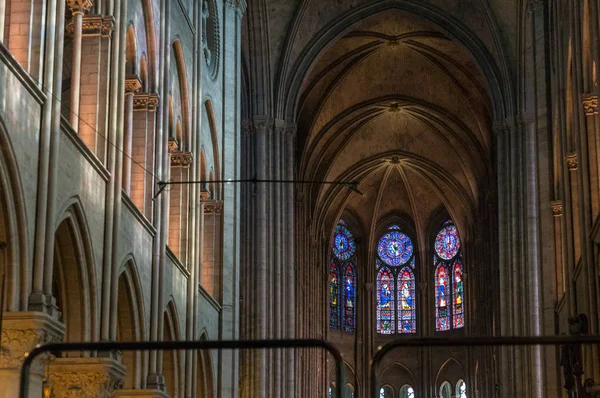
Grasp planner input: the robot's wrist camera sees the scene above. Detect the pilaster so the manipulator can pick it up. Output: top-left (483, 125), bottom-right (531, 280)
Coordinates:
top-left (0, 312), bottom-right (65, 398)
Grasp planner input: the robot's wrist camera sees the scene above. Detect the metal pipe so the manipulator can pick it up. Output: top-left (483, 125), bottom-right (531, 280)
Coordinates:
top-left (19, 339), bottom-right (344, 398)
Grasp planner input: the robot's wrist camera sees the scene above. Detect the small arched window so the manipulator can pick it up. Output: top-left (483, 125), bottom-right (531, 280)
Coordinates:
top-left (329, 220), bottom-right (357, 332)
top-left (434, 220), bottom-right (465, 331)
top-left (329, 382), bottom-right (336, 398)
top-left (345, 383), bottom-right (355, 398)
top-left (399, 385), bottom-right (415, 398)
top-left (379, 385), bottom-right (394, 398)
top-left (456, 379), bottom-right (467, 398)
top-left (376, 225), bottom-right (417, 334)
top-left (439, 381), bottom-right (452, 398)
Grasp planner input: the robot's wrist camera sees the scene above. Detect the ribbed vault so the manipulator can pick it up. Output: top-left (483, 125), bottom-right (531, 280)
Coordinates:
top-left (298, 9), bottom-right (495, 238)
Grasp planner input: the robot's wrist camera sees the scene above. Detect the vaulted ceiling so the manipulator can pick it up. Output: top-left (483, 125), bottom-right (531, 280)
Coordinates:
top-left (297, 10), bottom-right (495, 238)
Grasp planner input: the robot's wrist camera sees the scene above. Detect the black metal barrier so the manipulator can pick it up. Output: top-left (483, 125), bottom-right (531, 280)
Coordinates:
top-left (370, 335), bottom-right (600, 398)
top-left (19, 338), bottom-right (344, 398)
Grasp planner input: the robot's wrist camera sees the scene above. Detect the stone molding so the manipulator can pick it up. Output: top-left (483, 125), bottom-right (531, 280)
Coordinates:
top-left (551, 200), bottom-right (563, 217)
top-left (200, 189), bottom-right (212, 200)
top-left (253, 118), bottom-right (274, 135)
top-left (46, 357), bottom-right (125, 398)
top-left (567, 152), bottom-right (578, 170)
top-left (125, 76), bottom-right (142, 93)
top-left (113, 390), bottom-right (169, 398)
top-left (72, 15), bottom-right (114, 37)
top-left (583, 94), bottom-right (599, 116)
top-left (204, 200), bottom-right (223, 214)
top-left (285, 123), bottom-right (297, 137)
top-left (133, 93), bottom-right (159, 112)
top-left (0, 312), bottom-right (65, 371)
top-left (170, 151), bottom-right (193, 168)
top-left (67, 0), bottom-right (93, 14)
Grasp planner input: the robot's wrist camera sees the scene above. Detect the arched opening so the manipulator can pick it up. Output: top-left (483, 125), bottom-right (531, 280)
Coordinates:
top-left (116, 262), bottom-right (145, 389)
top-left (195, 333), bottom-right (214, 398)
top-left (162, 302), bottom-right (182, 398)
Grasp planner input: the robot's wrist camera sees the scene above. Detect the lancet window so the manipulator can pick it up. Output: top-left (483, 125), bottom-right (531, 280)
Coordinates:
top-left (329, 220), bottom-right (357, 332)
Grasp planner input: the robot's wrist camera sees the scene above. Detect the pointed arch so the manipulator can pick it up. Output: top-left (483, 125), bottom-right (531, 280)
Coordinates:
top-left (126, 25), bottom-right (137, 76)
top-left (163, 299), bottom-right (183, 398)
top-left (53, 200), bottom-right (98, 347)
top-left (399, 384), bottom-right (415, 398)
top-left (0, 117), bottom-right (28, 311)
top-left (456, 379), bottom-right (467, 398)
top-left (453, 260), bottom-right (464, 328)
top-left (329, 260), bottom-right (340, 329)
top-left (172, 40), bottom-right (190, 149)
top-left (376, 266), bottom-right (395, 334)
top-left (439, 381), bottom-right (452, 398)
top-left (116, 257), bottom-right (147, 388)
top-left (379, 385), bottom-right (393, 398)
top-left (435, 263), bottom-right (450, 331)
top-left (397, 266), bottom-right (415, 334)
top-left (342, 262), bottom-right (356, 332)
top-left (203, 100), bottom-right (221, 197)
top-left (434, 357), bottom-right (466, 388)
top-left (196, 332), bottom-right (215, 398)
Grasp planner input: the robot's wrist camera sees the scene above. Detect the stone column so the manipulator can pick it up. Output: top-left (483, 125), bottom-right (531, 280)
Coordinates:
top-left (67, 0), bottom-right (93, 132)
top-left (0, 312), bottom-right (64, 398)
top-left (0, 0), bottom-right (5, 44)
top-left (123, 76), bottom-right (142, 194)
top-left (285, 123), bottom-right (296, 396)
top-left (45, 357), bottom-right (125, 397)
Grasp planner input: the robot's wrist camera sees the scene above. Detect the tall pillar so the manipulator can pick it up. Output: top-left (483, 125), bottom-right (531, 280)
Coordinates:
top-left (123, 76), bottom-right (142, 194)
top-left (67, 0), bottom-right (93, 132)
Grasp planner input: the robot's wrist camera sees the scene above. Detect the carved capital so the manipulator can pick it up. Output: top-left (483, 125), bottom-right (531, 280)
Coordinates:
top-left (204, 200), bottom-right (223, 214)
top-left (67, 0), bottom-right (93, 14)
top-left (125, 76), bottom-right (142, 93)
top-left (67, 15), bottom-right (114, 37)
top-left (551, 200), bottom-right (563, 217)
top-left (170, 151), bottom-right (193, 168)
top-left (567, 152), bottom-right (578, 170)
top-left (527, 0), bottom-right (542, 12)
top-left (285, 123), bottom-right (297, 137)
top-left (133, 93), bottom-right (159, 111)
top-left (225, 0), bottom-right (247, 15)
top-left (583, 94), bottom-right (599, 116)
top-left (0, 312), bottom-right (64, 371)
top-left (252, 118), bottom-right (274, 136)
top-left (46, 358), bottom-right (125, 398)
top-left (168, 137), bottom-right (179, 153)
top-left (200, 189), bottom-right (212, 201)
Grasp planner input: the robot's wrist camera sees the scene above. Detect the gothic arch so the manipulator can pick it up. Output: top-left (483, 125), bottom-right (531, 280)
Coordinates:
top-left (116, 257), bottom-right (147, 388)
top-left (0, 117), bottom-right (28, 311)
top-left (163, 299), bottom-right (183, 398)
top-left (434, 357), bottom-right (465, 388)
top-left (379, 362), bottom-right (418, 391)
top-left (53, 200), bottom-right (98, 346)
top-left (126, 24), bottom-right (138, 76)
top-left (172, 40), bottom-right (190, 149)
top-left (196, 331), bottom-right (215, 398)
top-left (202, 99), bottom-right (221, 198)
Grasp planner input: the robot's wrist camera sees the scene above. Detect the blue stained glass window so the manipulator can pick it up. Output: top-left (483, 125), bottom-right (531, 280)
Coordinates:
top-left (332, 224), bottom-right (356, 260)
top-left (434, 220), bottom-right (465, 331)
top-left (377, 231), bottom-right (413, 266)
top-left (343, 264), bottom-right (356, 332)
top-left (329, 261), bottom-right (340, 329)
top-left (377, 267), bottom-right (395, 334)
top-left (435, 223), bottom-right (461, 260)
top-left (398, 267), bottom-right (416, 333)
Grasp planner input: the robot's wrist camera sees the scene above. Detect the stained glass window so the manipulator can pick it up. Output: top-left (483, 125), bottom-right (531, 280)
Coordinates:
top-left (332, 223), bottom-right (356, 260)
top-left (434, 220), bottom-right (465, 330)
top-left (330, 220), bottom-right (357, 332)
top-left (343, 264), bottom-right (356, 332)
top-left (376, 225), bottom-right (417, 334)
top-left (329, 261), bottom-right (340, 329)
top-left (400, 385), bottom-right (415, 398)
top-left (329, 383), bottom-right (336, 398)
top-left (435, 264), bottom-right (450, 331)
top-left (398, 267), bottom-right (416, 333)
top-left (379, 386), bottom-right (393, 398)
top-left (453, 260), bottom-right (464, 329)
top-left (377, 230), bottom-right (413, 266)
top-left (456, 380), bottom-right (467, 398)
top-left (377, 266), bottom-right (395, 334)
top-left (345, 384), bottom-right (355, 398)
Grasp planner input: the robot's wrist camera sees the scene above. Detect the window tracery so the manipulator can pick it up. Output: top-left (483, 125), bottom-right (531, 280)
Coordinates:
top-left (329, 220), bottom-right (357, 332)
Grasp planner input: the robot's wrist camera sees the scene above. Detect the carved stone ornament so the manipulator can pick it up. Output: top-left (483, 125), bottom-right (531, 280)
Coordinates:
top-left (0, 312), bottom-right (65, 371)
top-left (45, 358), bottom-right (125, 398)
top-left (168, 137), bottom-right (179, 152)
top-left (200, 189), bottom-right (212, 201)
top-left (551, 200), bottom-right (563, 217)
top-left (567, 152), bottom-right (578, 170)
top-left (204, 201), bottom-right (223, 214)
top-left (67, 15), bottom-right (114, 37)
top-left (67, 0), bottom-right (93, 14)
top-left (583, 94), bottom-right (599, 116)
top-left (124, 76), bottom-right (142, 93)
top-left (202, 0), bottom-right (220, 79)
top-left (170, 151), bottom-right (193, 168)
top-left (285, 123), bottom-right (297, 137)
top-left (133, 93), bottom-right (160, 111)
top-left (225, 0), bottom-right (247, 15)
top-left (252, 118), bottom-right (274, 135)
top-left (242, 119), bottom-right (253, 136)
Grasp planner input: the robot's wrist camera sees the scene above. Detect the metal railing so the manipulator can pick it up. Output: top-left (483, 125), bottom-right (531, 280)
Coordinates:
top-left (19, 338), bottom-right (344, 398)
top-left (370, 335), bottom-right (600, 397)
